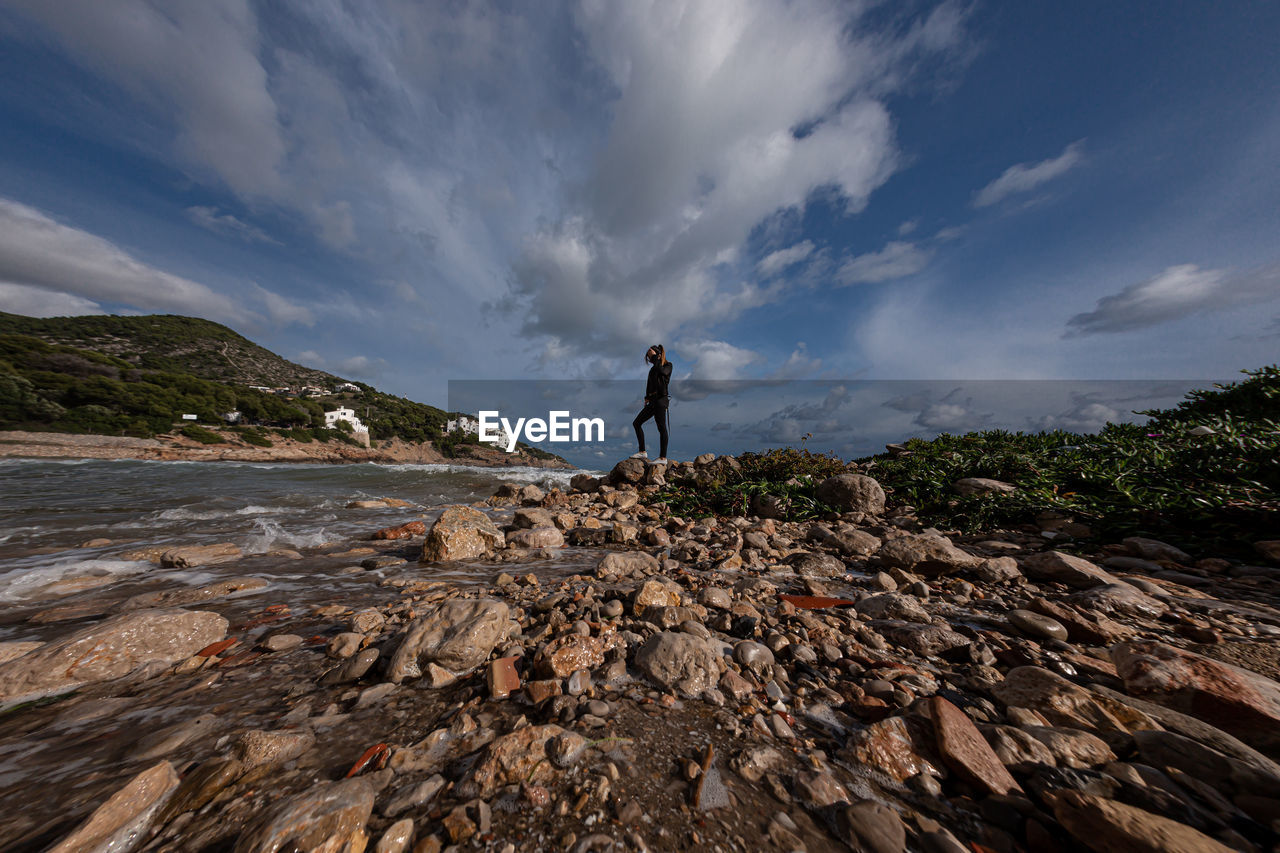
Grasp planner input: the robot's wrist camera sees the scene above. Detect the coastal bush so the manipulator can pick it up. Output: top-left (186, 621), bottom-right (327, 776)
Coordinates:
top-left (238, 429), bottom-right (273, 447)
top-left (180, 424), bottom-right (225, 444)
top-left (655, 447), bottom-right (849, 521)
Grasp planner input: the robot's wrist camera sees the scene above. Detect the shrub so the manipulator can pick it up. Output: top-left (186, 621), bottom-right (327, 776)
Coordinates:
top-left (180, 423), bottom-right (225, 444)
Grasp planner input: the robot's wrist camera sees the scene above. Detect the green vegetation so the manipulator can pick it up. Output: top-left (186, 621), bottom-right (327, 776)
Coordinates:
top-left (236, 428), bottom-right (274, 448)
top-left (651, 368), bottom-right (1279, 556)
top-left (180, 423), bottom-right (225, 444)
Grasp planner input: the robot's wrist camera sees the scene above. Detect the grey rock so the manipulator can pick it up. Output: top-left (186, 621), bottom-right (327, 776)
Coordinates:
top-left (856, 593), bottom-right (930, 624)
top-left (834, 800), bottom-right (907, 853)
top-left (233, 776), bottom-right (375, 853)
top-left (871, 621), bottom-right (969, 657)
top-left (1123, 536), bottom-right (1191, 563)
top-left (1020, 551), bottom-right (1119, 588)
top-left (953, 477), bottom-right (1016, 496)
top-left (319, 647), bottom-right (380, 686)
top-left (634, 632), bottom-right (722, 698)
top-left (233, 728), bottom-right (316, 771)
top-left (877, 533), bottom-right (978, 575)
top-left (1068, 583), bottom-right (1167, 619)
top-left (48, 761), bottom-right (180, 853)
top-left (788, 551), bottom-right (847, 578)
top-left (386, 598), bottom-right (516, 682)
top-left (1009, 609), bottom-right (1068, 642)
top-left (815, 473), bottom-right (886, 514)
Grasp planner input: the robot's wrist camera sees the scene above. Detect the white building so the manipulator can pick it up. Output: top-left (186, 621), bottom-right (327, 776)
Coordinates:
top-left (445, 414), bottom-right (513, 449)
top-left (325, 407), bottom-right (367, 433)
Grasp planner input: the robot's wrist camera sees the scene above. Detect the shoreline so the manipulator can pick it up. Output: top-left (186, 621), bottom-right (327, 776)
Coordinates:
top-left (0, 429), bottom-right (576, 470)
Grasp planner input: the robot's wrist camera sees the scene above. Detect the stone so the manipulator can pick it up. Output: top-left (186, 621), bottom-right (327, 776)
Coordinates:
top-left (1254, 540), bottom-right (1280, 563)
top-left (158, 757), bottom-right (243, 823)
top-left (794, 770), bottom-right (850, 808)
top-left (871, 621), bottom-right (969, 657)
top-left (815, 473), bottom-right (886, 514)
top-left (262, 634), bottom-right (303, 652)
top-left (383, 775), bottom-right (445, 818)
top-left (1069, 582), bottom-right (1167, 619)
top-left (1019, 551), bottom-right (1119, 588)
top-left (327, 633), bottom-right (364, 659)
top-left (459, 724), bottom-right (565, 799)
top-left (0, 641), bottom-right (42, 664)
top-left (319, 647), bottom-right (380, 686)
top-left (952, 477), bottom-right (1016, 495)
top-left (547, 730), bottom-right (589, 768)
top-left (788, 551), bottom-right (848, 578)
top-left (536, 633), bottom-right (617, 679)
top-left (595, 551), bottom-right (659, 580)
top-left (1132, 729), bottom-right (1280, 800)
top-left (233, 729), bottom-right (316, 771)
top-left (1122, 536), bottom-right (1192, 564)
top-left (129, 714), bottom-right (218, 761)
top-left (991, 667), bottom-right (1159, 749)
top-left (608, 458), bottom-right (646, 485)
top-left (698, 587), bottom-right (732, 610)
top-left (634, 632), bottom-right (722, 698)
top-left (121, 577), bottom-right (268, 610)
top-left (1023, 726), bottom-right (1116, 769)
top-left (48, 761), bottom-right (180, 853)
top-left (351, 609), bottom-right (386, 634)
top-left (972, 557), bottom-right (1022, 583)
top-left (931, 696), bottom-right (1021, 795)
top-left (1111, 639), bottom-right (1280, 754)
top-left (876, 533), bottom-right (979, 575)
top-left (1029, 597), bottom-right (1134, 645)
top-left (633, 579), bottom-right (682, 614)
top-left (732, 745), bottom-right (784, 782)
top-left (570, 473), bottom-right (600, 492)
top-left (487, 656), bottom-right (520, 699)
top-left (0, 608), bottom-right (228, 706)
top-left (833, 800), bottom-right (907, 853)
top-left (840, 716), bottom-right (939, 783)
top-left (980, 724), bottom-right (1057, 771)
top-left (375, 818), bottom-right (414, 853)
top-left (732, 641), bottom-right (774, 674)
top-left (233, 776), bottom-right (375, 853)
top-left (1052, 790), bottom-right (1235, 853)
top-left (856, 593), bottom-right (930, 624)
top-left (505, 526), bottom-right (564, 549)
top-left (159, 543), bottom-right (241, 568)
top-left (386, 598), bottom-right (516, 682)
top-left (1009, 609), bottom-right (1068, 642)
top-left (420, 506), bottom-right (504, 562)
top-left (513, 507), bottom-right (553, 528)
top-left (373, 521), bottom-right (427, 540)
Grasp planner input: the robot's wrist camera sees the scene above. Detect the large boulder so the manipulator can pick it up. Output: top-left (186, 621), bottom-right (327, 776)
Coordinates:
top-left (990, 666), bottom-right (1160, 750)
top-left (233, 776), bottom-right (375, 853)
top-left (457, 724), bottom-right (566, 800)
top-left (569, 473), bottom-right (600, 493)
top-left (876, 533), bottom-right (979, 575)
top-left (48, 761), bottom-right (181, 853)
top-left (952, 477), bottom-right (1016, 496)
top-left (1052, 790), bottom-right (1235, 853)
top-left (1019, 551), bottom-right (1119, 588)
top-left (1111, 640), bottom-right (1280, 755)
top-left (634, 632), bottom-right (722, 698)
top-left (815, 474), bottom-right (885, 515)
top-left (421, 506), bottom-right (504, 562)
top-left (607, 458), bottom-right (646, 485)
top-left (0, 608), bottom-right (228, 706)
top-left (386, 599), bottom-right (516, 682)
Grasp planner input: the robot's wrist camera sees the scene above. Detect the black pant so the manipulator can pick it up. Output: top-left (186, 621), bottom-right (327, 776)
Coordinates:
top-left (633, 400), bottom-right (669, 458)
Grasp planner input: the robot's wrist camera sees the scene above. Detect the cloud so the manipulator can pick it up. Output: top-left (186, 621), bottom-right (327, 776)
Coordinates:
top-left (972, 140), bottom-right (1085, 208)
top-left (0, 282), bottom-right (104, 317)
top-left (186, 206), bottom-right (280, 245)
top-left (757, 241), bottom-right (815, 277)
top-left (838, 240), bottom-right (931, 284)
top-left (0, 197), bottom-right (249, 322)
top-left (296, 350), bottom-right (385, 380)
top-left (897, 218), bottom-right (919, 236)
top-left (250, 283), bottom-right (314, 327)
top-left (883, 387), bottom-right (995, 432)
top-left (771, 342), bottom-right (823, 378)
top-left (678, 340), bottom-right (764, 380)
top-left (1065, 262), bottom-right (1280, 336)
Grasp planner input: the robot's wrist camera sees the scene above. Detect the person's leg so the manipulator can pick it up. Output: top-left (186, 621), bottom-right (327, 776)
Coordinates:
top-left (632, 404), bottom-right (654, 453)
top-left (656, 405), bottom-right (669, 459)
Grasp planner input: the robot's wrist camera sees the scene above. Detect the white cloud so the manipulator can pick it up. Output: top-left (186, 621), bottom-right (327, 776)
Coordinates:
top-left (838, 241), bottom-right (931, 284)
top-left (677, 340), bottom-right (764, 380)
top-left (250, 283), bottom-right (315, 327)
top-left (186, 206), bottom-right (280, 245)
top-left (757, 241), bottom-right (815, 277)
top-left (1066, 262), bottom-right (1280, 335)
top-left (771, 342), bottom-right (823, 378)
top-left (0, 282), bottom-right (103, 317)
top-left (0, 197), bottom-right (248, 322)
top-left (972, 140), bottom-right (1085, 208)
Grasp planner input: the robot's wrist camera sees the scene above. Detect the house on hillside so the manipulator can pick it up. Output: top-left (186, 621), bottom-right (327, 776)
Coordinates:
top-left (324, 406), bottom-right (371, 447)
top-left (334, 382), bottom-right (360, 393)
top-left (446, 414), bottom-right (512, 450)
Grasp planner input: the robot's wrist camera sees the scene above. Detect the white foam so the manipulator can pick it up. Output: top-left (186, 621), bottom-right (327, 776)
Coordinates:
top-left (241, 518), bottom-right (333, 554)
top-left (155, 504), bottom-right (300, 522)
top-left (0, 558), bottom-right (152, 603)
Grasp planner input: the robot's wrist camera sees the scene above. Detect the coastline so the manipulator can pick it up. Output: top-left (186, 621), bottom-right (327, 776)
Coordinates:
top-left (0, 429), bottom-right (576, 469)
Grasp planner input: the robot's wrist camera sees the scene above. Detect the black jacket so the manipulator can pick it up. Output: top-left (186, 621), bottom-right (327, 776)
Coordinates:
top-left (645, 360), bottom-right (672, 406)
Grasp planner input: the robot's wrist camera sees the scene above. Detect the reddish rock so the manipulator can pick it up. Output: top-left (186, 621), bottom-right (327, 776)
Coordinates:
top-left (48, 761), bottom-right (180, 853)
top-left (420, 506), bottom-right (504, 562)
top-left (458, 724), bottom-right (565, 799)
top-left (1052, 790), bottom-right (1235, 853)
top-left (525, 679), bottom-right (563, 704)
top-left (535, 633), bottom-right (618, 679)
top-left (487, 656), bottom-right (520, 700)
top-left (839, 715), bottom-right (939, 783)
top-left (1112, 640), bottom-right (1280, 755)
top-left (931, 696), bottom-right (1021, 795)
top-left (1019, 551), bottom-right (1119, 589)
top-left (373, 521), bottom-right (427, 540)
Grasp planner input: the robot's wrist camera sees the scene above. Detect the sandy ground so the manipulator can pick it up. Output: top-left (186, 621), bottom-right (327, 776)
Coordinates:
top-left (0, 430), bottom-right (574, 469)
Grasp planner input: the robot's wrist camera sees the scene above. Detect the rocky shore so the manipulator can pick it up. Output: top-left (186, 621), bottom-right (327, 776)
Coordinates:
top-left (2, 453), bottom-right (1280, 852)
top-left (0, 430), bottom-right (573, 468)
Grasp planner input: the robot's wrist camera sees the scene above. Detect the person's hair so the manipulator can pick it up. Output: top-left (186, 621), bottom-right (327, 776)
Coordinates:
top-left (649, 344), bottom-right (666, 366)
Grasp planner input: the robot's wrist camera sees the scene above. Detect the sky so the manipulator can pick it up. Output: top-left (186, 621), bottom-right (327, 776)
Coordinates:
top-left (0, 1), bottom-right (1277, 459)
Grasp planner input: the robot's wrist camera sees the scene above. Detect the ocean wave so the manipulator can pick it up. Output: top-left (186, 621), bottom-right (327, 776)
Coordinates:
top-left (155, 504), bottom-right (304, 522)
top-left (0, 557), bottom-right (153, 603)
top-left (241, 519), bottom-right (334, 554)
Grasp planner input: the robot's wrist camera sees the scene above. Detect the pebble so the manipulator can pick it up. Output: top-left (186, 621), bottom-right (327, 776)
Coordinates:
top-left (1009, 609), bottom-right (1068, 642)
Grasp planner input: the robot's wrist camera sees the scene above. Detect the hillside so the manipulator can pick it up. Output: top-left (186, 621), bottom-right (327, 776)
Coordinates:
top-left (0, 311), bottom-right (562, 462)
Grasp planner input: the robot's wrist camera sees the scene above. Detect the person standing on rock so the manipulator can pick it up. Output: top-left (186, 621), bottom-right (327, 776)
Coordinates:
top-left (631, 344), bottom-right (672, 464)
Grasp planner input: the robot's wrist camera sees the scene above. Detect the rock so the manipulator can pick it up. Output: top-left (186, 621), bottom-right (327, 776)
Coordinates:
top-left (505, 526), bottom-right (564, 549)
top-left (840, 716), bottom-right (939, 783)
top-left (812, 526), bottom-right (881, 557)
top-left (1068, 583), bottom-right (1167, 619)
top-left (159, 543), bottom-right (242, 568)
top-left (373, 521), bottom-right (427, 540)
top-left (1008, 609), bottom-right (1068, 642)
top-left (535, 633), bottom-right (617, 679)
top-left (1122, 536), bottom-right (1191, 564)
top-left (698, 587), bottom-right (732, 609)
top-left (383, 775), bottom-right (445, 818)
top-left (318, 647), bottom-right (383, 686)
top-left (991, 667), bottom-right (1159, 749)
top-left (570, 473), bottom-right (600, 492)
top-left (815, 473), bottom-right (886, 514)
top-left (513, 507), bottom-right (553, 528)
top-left (48, 761), bottom-right (180, 853)
top-left (794, 770), bottom-right (849, 808)
top-left (876, 533), bottom-right (978, 575)
top-left (1028, 598), bottom-right (1134, 645)
top-left (856, 593), bottom-right (930, 624)
top-left (1023, 726), bottom-right (1116, 768)
top-left (788, 551), bottom-right (848, 578)
top-left (460, 724), bottom-right (565, 799)
top-left (421, 506), bottom-right (504, 562)
top-left (0, 608), bottom-right (228, 706)
top-left (487, 657), bottom-right (520, 699)
top-left (1111, 639), bottom-right (1280, 755)
top-left (129, 714), bottom-right (218, 761)
top-left (871, 621), bottom-right (969, 657)
top-left (328, 633), bottom-right (364, 659)
top-left (375, 818), bottom-right (414, 853)
top-left (634, 632), bottom-right (722, 698)
top-left (386, 598), bottom-right (516, 682)
top-left (972, 557), bottom-right (1022, 583)
top-left (1254, 540), bottom-right (1280, 563)
top-left (931, 696), bottom-right (1021, 795)
top-left (0, 640), bottom-right (42, 664)
top-left (1019, 551), bottom-right (1119, 588)
top-left (1052, 790), bottom-right (1235, 853)
top-left (732, 641), bottom-right (774, 674)
top-left (233, 776), bottom-right (375, 853)
top-left (548, 730), bottom-right (589, 768)
top-left (833, 800), bottom-right (907, 853)
top-left (595, 551), bottom-right (659, 580)
top-left (633, 579), bottom-right (682, 614)
top-left (980, 724), bottom-right (1057, 771)
top-left (233, 729), bottom-right (316, 771)
top-left (158, 757), bottom-right (243, 823)
top-left (121, 577), bottom-right (268, 610)
top-left (608, 458), bottom-right (646, 485)
top-left (952, 477), bottom-right (1016, 495)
